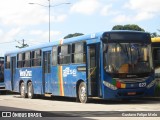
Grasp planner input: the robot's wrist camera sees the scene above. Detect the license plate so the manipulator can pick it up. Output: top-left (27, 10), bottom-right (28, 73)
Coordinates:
top-left (128, 92), bottom-right (136, 95)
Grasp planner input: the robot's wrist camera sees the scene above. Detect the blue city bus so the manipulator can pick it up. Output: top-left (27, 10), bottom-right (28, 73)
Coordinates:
top-left (4, 30), bottom-right (155, 103)
top-left (0, 57), bottom-right (5, 94)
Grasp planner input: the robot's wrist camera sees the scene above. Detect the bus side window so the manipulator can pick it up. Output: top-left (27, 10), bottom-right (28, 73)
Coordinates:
top-left (17, 53), bottom-right (24, 68)
top-left (5, 56), bottom-right (10, 69)
top-left (52, 46), bottom-right (57, 66)
top-left (32, 50), bottom-right (41, 67)
top-left (72, 42), bottom-right (86, 64)
top-left (58, 45), bottom-right (71, 64)
top-left (24, 52), bottom-right (31, 67)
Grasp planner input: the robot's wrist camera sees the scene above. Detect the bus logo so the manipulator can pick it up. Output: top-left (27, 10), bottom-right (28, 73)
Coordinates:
top-left (63, 67), bottom-right (77, 77)
top-left (19, 70), bottom-right (32, 79)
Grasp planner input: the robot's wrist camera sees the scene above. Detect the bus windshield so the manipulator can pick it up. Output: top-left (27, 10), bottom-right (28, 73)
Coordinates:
top-left (104, 43), bottom-right (152, 74)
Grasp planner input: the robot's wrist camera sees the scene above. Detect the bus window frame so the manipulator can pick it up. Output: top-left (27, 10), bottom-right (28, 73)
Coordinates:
top-left (58, 44), bottom-right (71, 65)
top-left (71, 42), bottom-right (86, 64)
top-left (24, 51), bottom-right (31, 68)
top-left (31, 49), bottom-right (42, 67)
top-left (17, 53), bottom-right (25, 68)
top-left (52, 46), bottom-right (58, 66)
top-left (5, 56), bottom-right (10, 69)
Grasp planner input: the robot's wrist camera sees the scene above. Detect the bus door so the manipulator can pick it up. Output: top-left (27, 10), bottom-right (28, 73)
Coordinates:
top-left (11, 57), bottom-right (16, 91)
top-left (87, 44), bottom-right (100, 97)
top-left (42, 51), bottom-right (51, 93)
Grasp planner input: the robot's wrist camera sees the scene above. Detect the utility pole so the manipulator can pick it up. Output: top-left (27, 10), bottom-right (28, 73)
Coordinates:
top-left (29, 1), bottom-right (70, 42)
top-left (15, 39), bottom-right (29, 49)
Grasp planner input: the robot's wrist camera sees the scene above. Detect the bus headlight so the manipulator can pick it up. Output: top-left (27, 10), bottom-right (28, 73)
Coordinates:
top-left (103, 81), bottom-right (117, 90)
top-left (146, 80), bottom-right (156, 89)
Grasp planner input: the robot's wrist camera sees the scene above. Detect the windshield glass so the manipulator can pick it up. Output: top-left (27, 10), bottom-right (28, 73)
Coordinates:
top-left (104, 43), bottom-right (152, 74)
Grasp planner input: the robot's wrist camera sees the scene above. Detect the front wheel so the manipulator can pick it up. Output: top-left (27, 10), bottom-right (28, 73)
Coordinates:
top-left (27, 82), bottom-right (34, 99)
top-left (20, 82), bottom-right (27, 98)
top-left (78, 82), bottom-right (88, 103)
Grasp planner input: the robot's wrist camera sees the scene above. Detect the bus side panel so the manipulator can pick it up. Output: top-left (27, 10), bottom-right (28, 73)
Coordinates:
top-left (62, 65), bottom-right (87, 97)
top-left (4, 69), bottom-right (12, 91)
top-left (14, 69), bottom-right (20, 92)
top-left (15, 68), bottom-right (43, 94)
top-left (51, 65), bottom-right (86, 97)
top-left (31, 67), bottom-right (43, 94)
top-left (51, 66), bottom-right (59, 95)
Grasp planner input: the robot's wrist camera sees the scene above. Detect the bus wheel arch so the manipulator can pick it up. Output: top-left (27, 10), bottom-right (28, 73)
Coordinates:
top-left (27, 80), bottom-right (34, 99)
top-left (19, 80), bottom-right (27, 98)
top-left (76, 80), bottom-right (88, 103)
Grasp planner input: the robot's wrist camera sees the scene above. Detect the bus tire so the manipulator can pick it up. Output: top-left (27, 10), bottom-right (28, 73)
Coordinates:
top-left (27, 82), bottom-right (34, 99)
top-left (20, 82), bottom-right (27, 98)
top-left (78, 82), bottom-right (88, 103)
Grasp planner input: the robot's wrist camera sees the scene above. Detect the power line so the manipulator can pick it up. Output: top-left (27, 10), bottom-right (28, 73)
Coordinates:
top-left (0, 41), bottom-right (15, 44)
top-left (15, 39), bottom-right (29, 48)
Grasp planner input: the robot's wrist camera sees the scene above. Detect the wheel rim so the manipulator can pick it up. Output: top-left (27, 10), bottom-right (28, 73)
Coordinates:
top-left (28, 83), bottom-right (33, 98)
top-left (80, 86), bottom-right (86, 101)
top-left (21, 83), bottom-right (25, 97)
top-left (28, 85), bottom-right (32, 97)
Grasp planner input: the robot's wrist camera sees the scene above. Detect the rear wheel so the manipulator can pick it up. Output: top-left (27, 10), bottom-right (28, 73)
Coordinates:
top-left (27, 82), bottom-right (34, 99)
top-left (20, 82), bottom-right (27, 98)
top-left (78, 82), bottom-right (88, 103)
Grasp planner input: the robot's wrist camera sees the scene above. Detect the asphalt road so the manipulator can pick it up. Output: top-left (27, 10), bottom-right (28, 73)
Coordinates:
top-left (0, 94), bottom-right (159, 120)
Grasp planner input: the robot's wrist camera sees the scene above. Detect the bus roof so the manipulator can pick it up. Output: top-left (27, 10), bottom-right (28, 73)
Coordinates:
top-left (5, 30), bottom-right (149, 56)
top-left (5, 32), bottom-right (102, 55)
top-left (151, 37), bottom-right (160, 43)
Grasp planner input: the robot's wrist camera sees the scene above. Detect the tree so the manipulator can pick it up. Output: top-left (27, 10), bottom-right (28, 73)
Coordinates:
top-left (150, 29), bottom-right (160, 38)
top-left (15, 39), bottom-right (29, 49)
top-left (112, 25), bottom-right (124, 30)
top-left (150, 32), bottom-right (159, 38)
top-left (64, 33), bottom-right (84, 39)
top-left (112, 24), bottom-right (145, 31)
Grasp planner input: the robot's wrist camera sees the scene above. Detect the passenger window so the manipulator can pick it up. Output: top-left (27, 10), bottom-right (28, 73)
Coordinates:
top-left (58, 45), bottom-right (71, 64)
top-left (5, 56), bottom-right (10, 69)
top-left (24, 52), bottom-right (31, 67)
top-left (72, 42), bottom-right (86, 63)
top-left (32, 50), bottom-right (41, 67)
top-left (52, 46), bottom-right (57, 65)
top-left (17, 53), bottom-right (24, 68)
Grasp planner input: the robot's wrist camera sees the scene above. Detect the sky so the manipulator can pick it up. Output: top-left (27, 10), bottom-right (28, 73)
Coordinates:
top-left (0, 0), bottom-right (160, 55)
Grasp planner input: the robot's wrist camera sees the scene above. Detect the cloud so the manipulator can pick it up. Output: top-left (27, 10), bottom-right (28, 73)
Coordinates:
top-left (0, 0), bottom-right (44, 26)
top-left (29, 30), bottom-right (61, 43)
top-left (0, 29), bottom-right (3, 36)
top-left (70, 0), bottom-right (100, 15)
top-left (0, 28), bottom-right (22, 42)
top-left (51, 14), bottom-right (68, 22)
top-left (0, 0), bottom-right (68, 27)
top-left (124, 0), bottom-right (160, 21)
top-left (125, 0), bottom-right (160, 12)
top-left (100, 4), bottom-right (113, 16)
top-left (113, 14), bottom-right (132, 23)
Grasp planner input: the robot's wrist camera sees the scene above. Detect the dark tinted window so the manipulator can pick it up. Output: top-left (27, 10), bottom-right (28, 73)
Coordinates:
top-left (72, 42), bottom-right (86, 63)
top-left (24, 52), bottom-right (31, 67)
top-left (32, 50), bottom-right (41, 67)
top-left (58, 45), bottom-right (71, 64)
top-left (52, 46), bottom-right (57, 65)
top-left (5, 56), bottom-right (10, 69)
top-left (17, 53), bottom-right (24, 68)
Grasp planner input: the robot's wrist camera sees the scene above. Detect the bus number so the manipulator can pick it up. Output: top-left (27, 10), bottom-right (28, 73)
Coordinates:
top-left (139, 82), bottom-right (146, 87)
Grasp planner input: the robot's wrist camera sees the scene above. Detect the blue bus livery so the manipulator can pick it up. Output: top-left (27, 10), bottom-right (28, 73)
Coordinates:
top-left (4, 30), bottom-right (155, 103)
